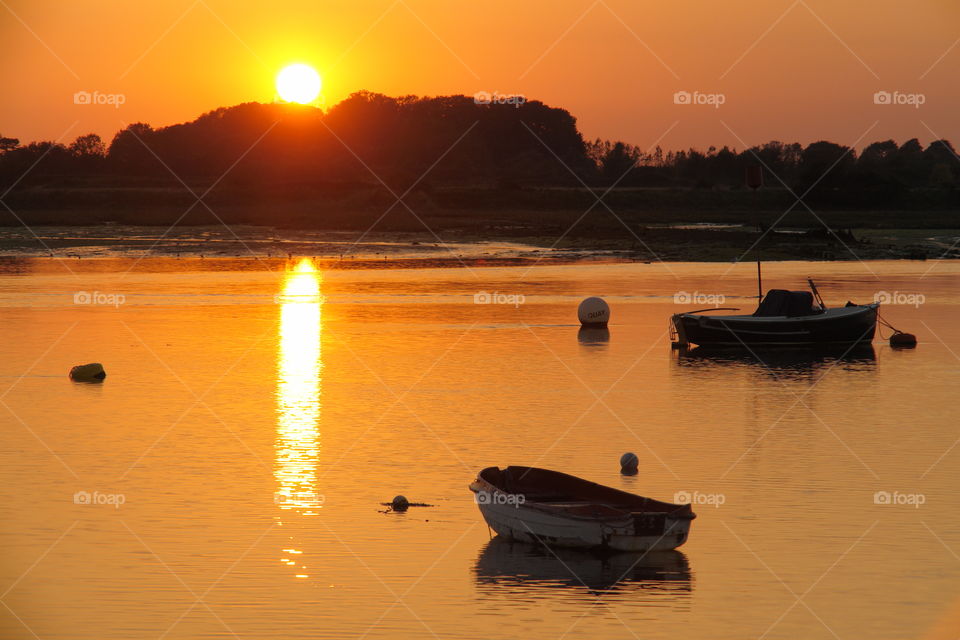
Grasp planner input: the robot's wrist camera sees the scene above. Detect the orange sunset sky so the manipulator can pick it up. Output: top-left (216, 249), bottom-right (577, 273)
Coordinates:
top-left (1, 0), bottom-right (958, 152)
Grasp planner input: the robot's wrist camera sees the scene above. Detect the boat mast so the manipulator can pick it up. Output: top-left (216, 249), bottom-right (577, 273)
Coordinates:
top-left (808, 277), bottom-right (826, 309)
top-left (757, 260), bottom-right (762, 301)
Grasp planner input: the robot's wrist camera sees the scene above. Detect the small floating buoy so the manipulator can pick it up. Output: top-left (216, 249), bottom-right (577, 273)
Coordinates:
top-left (578, 297), bottom-right (610, 327)
top-left (390, 495), bottom-right (409, 512)
top-left (890, 332), bottom-right (917, 348)
top-left (69, 363), bottom-right (106, 382)
top-left (620, 452), bottom-right (639, 476)
top-left (878, 312), bottom-right (917, 350)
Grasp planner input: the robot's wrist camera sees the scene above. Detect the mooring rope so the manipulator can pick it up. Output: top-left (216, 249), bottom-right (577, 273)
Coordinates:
top-left (877, 309), bottom-right (905, 339)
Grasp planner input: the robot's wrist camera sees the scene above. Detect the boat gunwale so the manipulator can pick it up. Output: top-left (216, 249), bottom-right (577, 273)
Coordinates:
top-left (675, 302), bottom-right (879, 324)
top-left (471, 466), bottom-right (696, 522)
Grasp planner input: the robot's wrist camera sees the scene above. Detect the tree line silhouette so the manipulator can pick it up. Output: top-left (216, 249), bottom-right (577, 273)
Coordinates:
top-left (587, 137), bottom-right (958, 206)
top-left (1, 91), bottom-right (958, 212)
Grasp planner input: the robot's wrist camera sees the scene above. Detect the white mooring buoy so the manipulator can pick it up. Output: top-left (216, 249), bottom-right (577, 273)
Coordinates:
top-left (578, 297), bottom-right (610, 327)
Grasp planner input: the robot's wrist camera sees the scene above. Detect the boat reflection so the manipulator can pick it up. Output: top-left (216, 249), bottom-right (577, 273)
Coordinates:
top-left (673, 343), bottom-right (876, 378)
top-left (473, 537), bottom-right (692, 598)
top-left (275, 259), bottom-right (323, 579)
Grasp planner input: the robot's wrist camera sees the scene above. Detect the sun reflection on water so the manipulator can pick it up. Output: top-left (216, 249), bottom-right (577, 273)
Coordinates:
top-left (275, 258), bottom-right (323, 516)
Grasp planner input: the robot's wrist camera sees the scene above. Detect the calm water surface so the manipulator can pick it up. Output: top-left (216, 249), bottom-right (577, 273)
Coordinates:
top-left (1, 259), bottom-right (959, 639)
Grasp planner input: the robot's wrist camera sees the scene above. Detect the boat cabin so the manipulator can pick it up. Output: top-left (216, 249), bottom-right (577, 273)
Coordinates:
top-left (753, 289), bottom-right (823, 318)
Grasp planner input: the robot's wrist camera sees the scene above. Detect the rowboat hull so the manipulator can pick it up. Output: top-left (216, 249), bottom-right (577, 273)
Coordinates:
top-left (671, 302), bottom-right (879, 348)
top-left (470, 466), bottom-right (695, 552)
top-left (475, 499), bottom-right (693, 552)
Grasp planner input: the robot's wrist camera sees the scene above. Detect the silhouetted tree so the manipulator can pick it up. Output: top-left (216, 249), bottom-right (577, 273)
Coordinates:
top-left (0, 141), bottom-right (74, 191)
top-left (69, 134), bottom-right (106, 158)
top-left (800, 141), bottom-right (855, 188)
top-left (68, 134), bottom-right (106, 174)
top-left (108, 123), bottom-right (159, 175)
top-left (593, 141), bottom-right (639, 184)
top-left (860, 139), bottom-right (898, 167)
top-left (0, 136), bottom-right (18, 154)
top-left (923, 139), bottom-right (958, 187)
top-left (894, 138), bottom-right (925, 184)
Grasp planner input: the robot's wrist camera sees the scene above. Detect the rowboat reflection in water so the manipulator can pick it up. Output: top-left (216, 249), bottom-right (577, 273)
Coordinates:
top-left (474, 537), bottom-right (692, 598)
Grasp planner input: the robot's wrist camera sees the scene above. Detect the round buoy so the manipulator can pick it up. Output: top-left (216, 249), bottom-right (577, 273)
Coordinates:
top-left (578, 297), bottom-right (610, 327)
top-left (620, 452), bottom-right (639, 475)
top-left (391, 495), bottom-right (409, 512)
top-left (890, 332), bottom-right (917, 348)
top-left (69, 363), bottom-right (106, 382)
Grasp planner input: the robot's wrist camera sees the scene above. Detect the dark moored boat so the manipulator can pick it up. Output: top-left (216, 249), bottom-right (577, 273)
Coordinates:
top-left (670, 282), bottom-right (878, 348)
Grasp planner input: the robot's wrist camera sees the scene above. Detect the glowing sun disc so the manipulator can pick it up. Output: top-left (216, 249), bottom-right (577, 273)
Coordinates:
top-left (277, 64), bottom-right (321, 104)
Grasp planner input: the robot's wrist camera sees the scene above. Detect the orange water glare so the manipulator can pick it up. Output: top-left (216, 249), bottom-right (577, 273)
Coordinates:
top-left (274, 258), bottom-right (323, 579)
top-left (275, 258), bottom-right (323, 514)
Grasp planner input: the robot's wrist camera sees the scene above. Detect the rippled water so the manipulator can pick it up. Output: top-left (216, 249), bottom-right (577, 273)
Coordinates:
top-left (1, 258), bottom-right (959, 639)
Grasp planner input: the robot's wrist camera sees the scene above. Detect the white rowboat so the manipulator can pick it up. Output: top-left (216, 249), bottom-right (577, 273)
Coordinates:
top-left (469, 466), bottom-right (696, 552)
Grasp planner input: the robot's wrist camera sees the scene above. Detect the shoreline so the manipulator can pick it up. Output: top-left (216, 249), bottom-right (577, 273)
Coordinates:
top-left (0, 223), bottom-right (954, 265)
top-left (1, 251), bottom-right (954, 277)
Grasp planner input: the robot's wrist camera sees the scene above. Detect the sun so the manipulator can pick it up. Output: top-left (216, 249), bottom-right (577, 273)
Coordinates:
top-left (276, 64), bottom-right (321, 104)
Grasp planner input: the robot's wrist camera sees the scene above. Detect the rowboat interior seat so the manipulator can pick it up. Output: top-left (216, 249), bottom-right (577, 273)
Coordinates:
top-left (753, 289), bottom-right (824, 318)
top-left (491, 467), bottom-right (574, 501)
top-left (484, 466), bottom-right (689, 516)
top-left (550, 503), bottom-right (629, 518)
